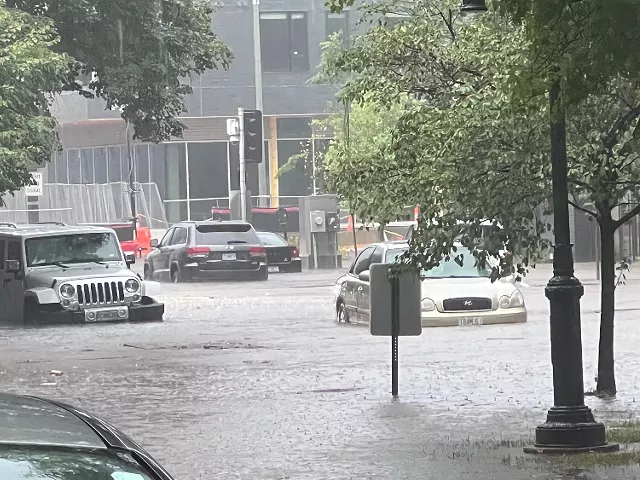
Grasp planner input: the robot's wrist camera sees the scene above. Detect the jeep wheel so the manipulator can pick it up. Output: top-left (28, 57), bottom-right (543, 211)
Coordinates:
top-left (23, 299), bottom-right (39, 325)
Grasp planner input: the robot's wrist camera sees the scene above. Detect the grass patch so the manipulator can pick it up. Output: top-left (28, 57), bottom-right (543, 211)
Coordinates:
top-left (562, 450), bottom-right (640, 469)
top-left (607, 421), bottom-right (640, 444)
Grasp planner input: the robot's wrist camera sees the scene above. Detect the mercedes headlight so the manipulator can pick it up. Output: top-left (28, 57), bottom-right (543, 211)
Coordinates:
top-left (125, 278), bottom-right (141, 293)
top-left (499, 290), bottom-right (524, 309)
top-left (59, 283), bottom-right (75, 298)
top-left (421, 298), bottom-right (436, 312)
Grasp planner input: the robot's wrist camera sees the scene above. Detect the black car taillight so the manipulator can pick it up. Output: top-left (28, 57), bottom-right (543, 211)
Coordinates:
top-left (249, 246), bottom-right (265, 256)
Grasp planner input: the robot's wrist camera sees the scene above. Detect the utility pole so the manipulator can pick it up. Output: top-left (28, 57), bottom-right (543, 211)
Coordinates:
top-left (252, 0), bottom-right (268, 205)
top-left (238, 107), bottom-right (247, 221)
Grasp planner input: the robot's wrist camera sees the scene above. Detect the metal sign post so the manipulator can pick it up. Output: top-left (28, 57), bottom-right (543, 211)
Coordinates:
top-left (391, 275), bottom-right (400, 397)
top-left (238, 107), bottom-right (247, 222)
top-left (370, 263), bottom-right (422, 398)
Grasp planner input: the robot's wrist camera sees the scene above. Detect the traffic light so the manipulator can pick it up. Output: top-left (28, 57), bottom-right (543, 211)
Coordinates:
top-left (243, 109), bottom-right (263, 163)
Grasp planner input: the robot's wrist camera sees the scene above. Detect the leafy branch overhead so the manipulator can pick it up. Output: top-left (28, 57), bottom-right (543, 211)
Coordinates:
top-left (7, 0), bottom-right (233, 143)
top-left (0, 3), bottom-right (71, 196)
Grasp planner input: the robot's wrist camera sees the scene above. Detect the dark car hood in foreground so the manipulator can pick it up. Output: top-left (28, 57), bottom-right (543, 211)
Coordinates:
top-left (0, 393), bottom-right (105, 448)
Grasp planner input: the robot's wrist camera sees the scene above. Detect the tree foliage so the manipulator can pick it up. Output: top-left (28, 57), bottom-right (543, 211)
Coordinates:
top-left (322, 5), bottom-right (553, 277)
top-left (320, 0), bottom-right (640, 395)
top-left (0, 2), bottom-right (70, 196)
top-left (8, 0), bottom-right (233, 142)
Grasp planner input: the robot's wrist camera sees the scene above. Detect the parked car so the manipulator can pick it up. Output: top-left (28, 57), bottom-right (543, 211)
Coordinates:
top-left (334, 241), bottom-right (527, 328)
top-left (0, 223), bottom-right (163, 325)
top-left (145, 220), bottom-right (269, 282)
top-left (256, 231), bottom-right (302, 273)
top-left (0, 392), bottom-right (174, 479)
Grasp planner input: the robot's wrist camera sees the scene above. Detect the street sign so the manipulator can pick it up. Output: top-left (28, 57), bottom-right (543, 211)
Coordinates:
top-left (25, 172), bottom-right (43, 196)
top-left (370, 263), bottom-right (421, 397)
top-left (370, 263), bottom-right (422, 336)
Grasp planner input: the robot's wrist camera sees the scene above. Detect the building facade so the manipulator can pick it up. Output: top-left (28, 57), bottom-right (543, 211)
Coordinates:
top-left (45, 0), bottom-right (353, 224)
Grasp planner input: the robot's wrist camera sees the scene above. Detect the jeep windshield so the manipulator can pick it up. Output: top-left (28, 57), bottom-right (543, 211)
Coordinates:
top-left (25, 233), bottom-right (122, 267)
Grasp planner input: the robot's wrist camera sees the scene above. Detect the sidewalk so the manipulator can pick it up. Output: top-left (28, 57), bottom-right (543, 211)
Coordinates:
top-left (523, 261), bottom-right (637, 287)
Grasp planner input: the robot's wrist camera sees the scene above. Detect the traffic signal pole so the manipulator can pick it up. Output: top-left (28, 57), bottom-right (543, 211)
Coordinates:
top-left (238, 107), bottom-right (248, 222)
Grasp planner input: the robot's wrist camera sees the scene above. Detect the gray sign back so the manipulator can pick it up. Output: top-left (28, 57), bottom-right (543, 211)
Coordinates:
top-left (369, 263), bottom-right (422, 336)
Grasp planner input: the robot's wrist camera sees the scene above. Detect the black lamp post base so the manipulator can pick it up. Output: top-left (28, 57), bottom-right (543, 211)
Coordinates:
top-left (524, 406), bottom-right (619, 454)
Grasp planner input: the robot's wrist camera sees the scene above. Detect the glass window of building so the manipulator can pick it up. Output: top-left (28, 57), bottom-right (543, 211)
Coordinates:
top-left (135, 144), bottom-right (150, 184)
top-left (277, 140), bottom-right (313, 201)
top-left (108, 146), bottom-right (122, 183)
top-left (260, 12), bottom-right (309, 72)
top-left (187, 142), bottom-right (229, 220)
top-left (276, 117), bottom-right (312, 139)
top-left (94, 147), bottom-right (107, 184)
top-left (67, 150), bottom-right (81, 184)
top-left (326, 10), bottom-right (350, 45)
top-left (163, 143), bottom-right (188, 223)
top-left (81, 148), bottom-right (94, 184)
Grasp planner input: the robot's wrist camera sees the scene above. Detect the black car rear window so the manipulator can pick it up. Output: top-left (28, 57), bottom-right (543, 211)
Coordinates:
top-left (195, 224), bottom-right (259, 244)
top-left (257, 232), bottom-right (288, 246)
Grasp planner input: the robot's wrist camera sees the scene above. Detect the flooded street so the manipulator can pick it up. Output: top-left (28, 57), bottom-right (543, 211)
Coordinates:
top-left (2, 266), bottom-right (640, 479)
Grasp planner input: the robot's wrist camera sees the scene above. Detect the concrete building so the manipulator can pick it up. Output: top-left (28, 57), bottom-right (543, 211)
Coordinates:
top-left (44, 0), bottom-right (354, 223)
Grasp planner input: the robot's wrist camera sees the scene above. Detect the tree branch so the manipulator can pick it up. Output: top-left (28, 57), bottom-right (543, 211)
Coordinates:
top-left (615, 203), bottom-right (640, 229)
top-left (568, 176), bottom-right (596, 192)
top-left (569, 199), bottom-right (598, 219)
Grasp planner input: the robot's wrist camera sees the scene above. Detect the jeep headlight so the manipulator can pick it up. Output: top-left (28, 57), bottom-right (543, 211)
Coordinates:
top-left (125, 279), bottom-right (140, 293)
top-left (59, 284), bottom-right (75, 298)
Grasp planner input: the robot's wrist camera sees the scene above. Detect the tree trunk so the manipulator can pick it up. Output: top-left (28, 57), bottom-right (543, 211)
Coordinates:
top-left (596, 216), bottom-right (617, 397)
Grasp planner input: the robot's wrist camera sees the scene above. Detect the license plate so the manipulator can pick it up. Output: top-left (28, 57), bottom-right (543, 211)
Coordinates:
top-left (84, 307), bottom-right (128, 323)
top-left (268, 266), bottom-right (279, 273)
top-left (222, 253), bottom-right (236, 261)
top-left (459, 317), bottom-right (483, 326)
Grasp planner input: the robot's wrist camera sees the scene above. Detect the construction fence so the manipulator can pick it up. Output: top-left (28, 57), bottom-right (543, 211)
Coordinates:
top-left (0, 183), bottom-right (168, 228)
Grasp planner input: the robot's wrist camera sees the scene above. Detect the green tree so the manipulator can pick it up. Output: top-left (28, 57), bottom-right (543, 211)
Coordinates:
top-left (0, 2), bottom-right (71, 195)
top-left (320, 0), bottom-right (640, 395)
top-left (8, 0), bottom-right (232, 142)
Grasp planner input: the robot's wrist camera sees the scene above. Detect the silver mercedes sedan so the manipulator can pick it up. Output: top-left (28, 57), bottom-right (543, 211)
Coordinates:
top-left (334, 241), bottom-right (527, 328)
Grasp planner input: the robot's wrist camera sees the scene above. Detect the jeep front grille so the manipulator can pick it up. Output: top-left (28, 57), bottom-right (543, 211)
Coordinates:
top-left (76, 281), bottom-right (125, 306)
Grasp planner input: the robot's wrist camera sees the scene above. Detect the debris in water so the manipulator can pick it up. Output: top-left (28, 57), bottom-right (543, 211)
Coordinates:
top-left (50, 370), bottom-right (63, 376)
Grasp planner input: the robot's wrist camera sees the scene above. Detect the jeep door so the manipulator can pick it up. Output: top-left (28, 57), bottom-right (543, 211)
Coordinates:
top-left (0, 240), bottom-right (7, 321)
top-left (3, 240), bottom-right (24, 322)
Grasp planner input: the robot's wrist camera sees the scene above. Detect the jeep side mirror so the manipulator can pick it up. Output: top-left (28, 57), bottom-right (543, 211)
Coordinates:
top-left (125, 253), bottom-right (136, 266)
top-left (6, 260), bottom-right (20, 273)
top-left (150, 239), bottom-right (159, 248)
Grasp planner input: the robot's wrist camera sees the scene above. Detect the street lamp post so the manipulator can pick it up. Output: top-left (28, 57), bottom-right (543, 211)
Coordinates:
top-left (460, 0), bottom-right (617, 454)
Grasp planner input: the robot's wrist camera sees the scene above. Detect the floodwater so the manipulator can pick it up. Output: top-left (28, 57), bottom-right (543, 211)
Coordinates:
top-left (2, 266), bottom-right (640, 479)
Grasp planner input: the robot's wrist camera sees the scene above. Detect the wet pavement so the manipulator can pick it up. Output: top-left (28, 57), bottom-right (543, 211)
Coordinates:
top-left (2, 263), bottom-right (640, 479)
